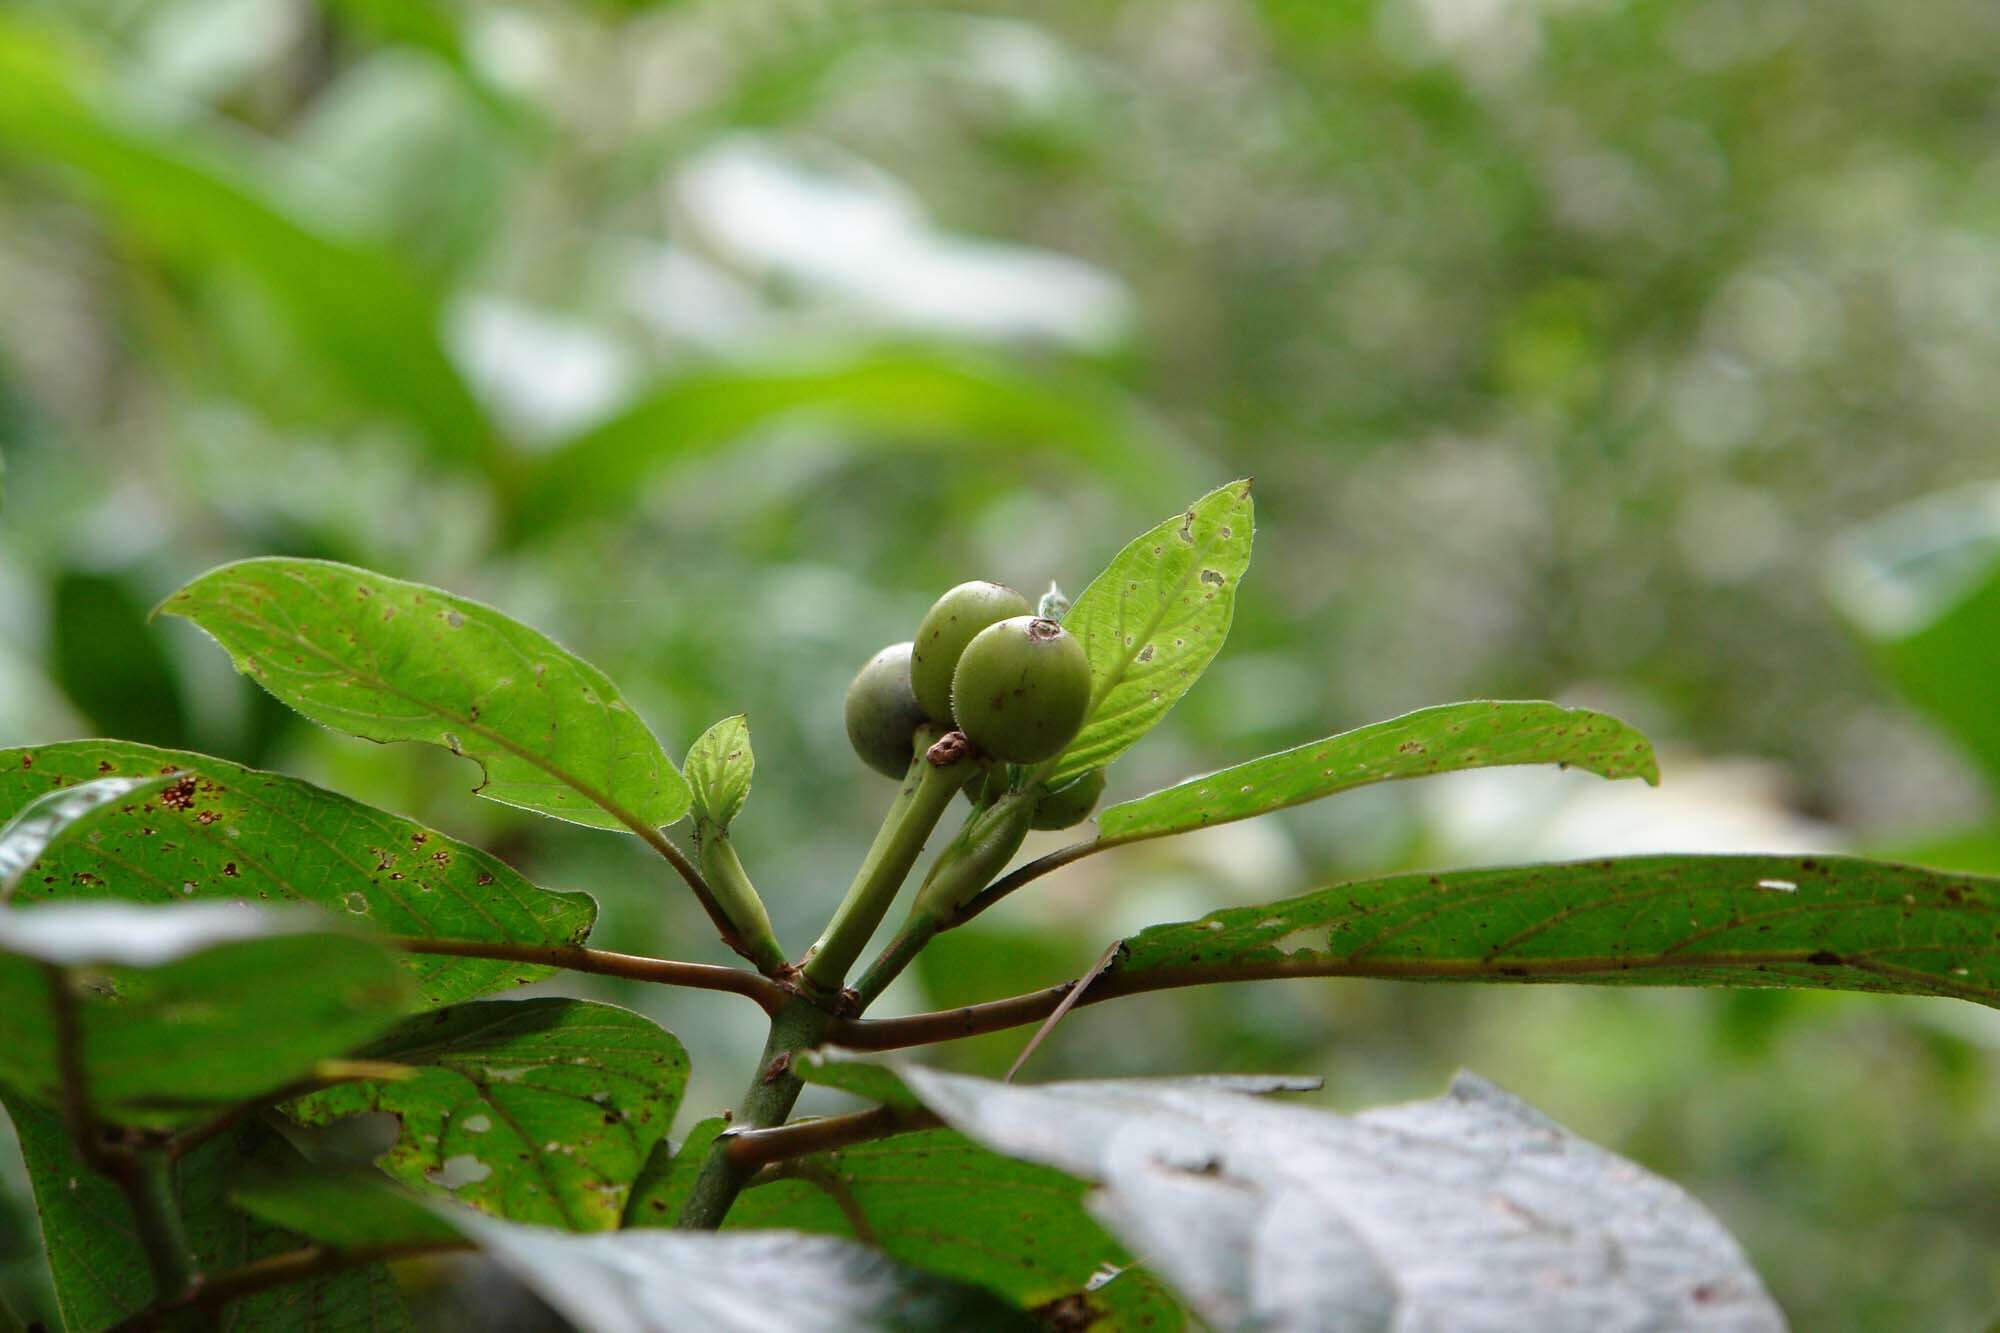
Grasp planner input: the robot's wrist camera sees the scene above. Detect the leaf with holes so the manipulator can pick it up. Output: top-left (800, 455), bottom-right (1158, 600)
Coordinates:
top-left (1112, 853), bottom-right (2000, 1007)
top-left (0, 900), bottom-right (408, 1129)
top-left (0, 741), bottom-right (596, 1007)
top-left (1097, 701), bottom-right (1658, 847)
top-left (893, 1066), bottom-right (1784, 1332)
top-left (0, 771), bottom-right (171, 900)
top-left (727, 1129), bottom-right (1186, 1330)
top-left (288, 998), bottom-right (688, 1231)
top-left (161, 559), bottom-right (690, 833)
top-left (685, 715), bottom-right (753, 830)
top-left (1047, 481), bottom-right (1253, 785)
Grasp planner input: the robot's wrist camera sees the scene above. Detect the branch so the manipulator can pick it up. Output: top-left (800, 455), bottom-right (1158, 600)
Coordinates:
top-left (946, 837), bottom-right (1100, 926)
top-left (798, 731), bottom-right (972, 996)
top-left (107, 1239), bottom-right (468, 1331)
top-left (390, 938), bottom-right (789, 1014)
top-left (722, 1103), bottom-right (940, 1173)
top-left (828, 946), bottom-right (1885, 1050)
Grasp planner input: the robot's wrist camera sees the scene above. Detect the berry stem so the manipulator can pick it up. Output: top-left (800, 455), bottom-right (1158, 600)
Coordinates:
top-left (796, 729), bottom-right (972, 997)
top-left (694, 820), bottom-right (790, 977)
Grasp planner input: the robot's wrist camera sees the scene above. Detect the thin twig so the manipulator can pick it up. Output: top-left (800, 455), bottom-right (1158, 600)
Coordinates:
top-left (1004, 940), bottom-right (1123, 1082)
top-left (830, 946), bottom-right (1889, 1051)
top-left (44, 965), bottom-right (196, 1301)
top-left (947, 838), bottom-right (1101, 926)
top-left (722, 1103), bottom-right (941, 1172)
top-left (390, 938), bottom-right (790, 1014)
top-left (107, 1240), bottom-right (468, 1331)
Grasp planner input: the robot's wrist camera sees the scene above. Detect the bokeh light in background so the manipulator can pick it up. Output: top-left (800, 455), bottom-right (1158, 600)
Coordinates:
top-left (4, 0), bottom-right (2000, 1326)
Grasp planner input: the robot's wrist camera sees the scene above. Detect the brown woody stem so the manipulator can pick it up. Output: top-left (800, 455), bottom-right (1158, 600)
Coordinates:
top-left (390, 938), bottom-right (789, 1013)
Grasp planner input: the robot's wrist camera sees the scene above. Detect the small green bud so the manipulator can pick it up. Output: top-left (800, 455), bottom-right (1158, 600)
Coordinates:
top-left (909, 581), bottom-right (1032, 724)
top-left (1029, 768), bottom-right (1106, 830)
top-left (844, 642), bottom-right (927, 778)
top-left (951, 616), bottom-right (1091, 764)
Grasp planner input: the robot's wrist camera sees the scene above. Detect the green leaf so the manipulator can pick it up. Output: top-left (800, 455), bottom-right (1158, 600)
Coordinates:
top-left (7, 1100), bottom-right (411, 1332)
top-left (507, 345), bottom-right (1191, 540)
top-left (623, 1115), bottom-right (728, 1228)
top-left (50, 570), bottom-right (189, 750)
top-left (685, 716), bottom-right (753, 830)
top-left (226, 1169), bottom-right (1038, 1332)
top-left (1097, 701), bottom-right (1659, 847)
top-left (0, 18), bottom-right (498, 465)
top-left (0, 901), bottom-right (410, 1129)
top-left (161, 559), bottom-right (692, 834)
top-left (1047, 481), bottom-right (1254, 785)
top-left (728, 1129), bottom-right (1185, 1330)
top-left (0, 741), bottom-right (596, 1007)
top-left (892, 1066), bottom-right (1783, 1332)
top-left (288, 998), bottom-right (688, 1231)
top-left (1114, 853), bottom-right (2000, 1006)
top-left (0, 771), bottom-right (171, 900)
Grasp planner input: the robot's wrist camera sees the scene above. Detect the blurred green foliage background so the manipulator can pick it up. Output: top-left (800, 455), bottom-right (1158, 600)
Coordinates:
top-left (3, 0), bottom-right (2000, 1327)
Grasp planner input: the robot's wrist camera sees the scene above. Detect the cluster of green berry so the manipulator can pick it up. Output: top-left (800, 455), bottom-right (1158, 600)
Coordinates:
top-left (842, 581), bottom-right (1104, 829)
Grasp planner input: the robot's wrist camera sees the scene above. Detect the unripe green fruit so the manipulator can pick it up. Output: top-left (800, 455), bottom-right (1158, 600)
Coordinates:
top-left (910, 581), bottom-right (1032, 724)
top-left (951, 616), bottom-right (1091, 764)
top-left (1030, 768), bottom-right (1106, 830)
top-left (844, 642), bottom-right (927, 778)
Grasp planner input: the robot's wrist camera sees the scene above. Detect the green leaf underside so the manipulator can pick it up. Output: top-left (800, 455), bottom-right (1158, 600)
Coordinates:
top-left (0, 741), bottom-right (596, 1007)
top-left (728, 1129), bottom-right (1184, 1331)
top-left (623, 1115), bottom-right (728, 1227)
top-left (228, 1167), bottom-right (1036, 1332)
top-left (1098, 701), bottom-right (1659, 846)
top-left (0, 773), bottom-right (172, 900)
top-left (0, 906), bottom-right (408, 1130)
top-left (1112, 853), bottom-right (2000, 1006)
top-left (6, 1097), bottom-right (410, 1332)
top-left (161, 559), bottom-right (690, 833)
top-left (1048, 481), bottom-right (1253, 786)
top-left (461, 1218), bottom-right (1036, 1333)
top-left (684, 715), bottom-right (753, 830)
top-left (895, 1067), bottom-right (1782, 1332)
top-left (289, 998), bottom-right (688, 1232)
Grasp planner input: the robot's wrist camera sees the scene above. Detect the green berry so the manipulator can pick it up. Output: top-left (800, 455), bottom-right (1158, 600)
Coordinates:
top-left (951, 616), bottom-right (1091, 764)
top-left (910, 581), bottom-right (1032, 724)
top-left (1030, 768), bottom-right (1106, 830)
top-left (844, 642), bottom-right (927, 778)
